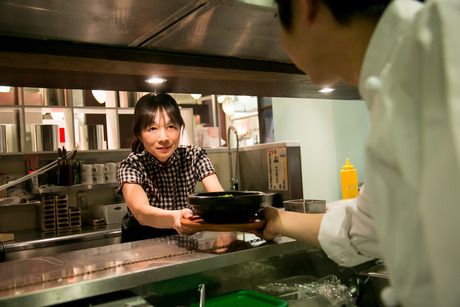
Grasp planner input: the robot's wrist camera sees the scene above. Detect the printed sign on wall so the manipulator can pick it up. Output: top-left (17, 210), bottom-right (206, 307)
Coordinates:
top-left (268, 147), bottom-right (288, 191)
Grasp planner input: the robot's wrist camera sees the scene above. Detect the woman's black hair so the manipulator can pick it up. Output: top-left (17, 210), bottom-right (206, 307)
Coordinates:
top-left (131, 93), bottom-right (185, 153)
top-left (275, 0), bottom-right (391, 29)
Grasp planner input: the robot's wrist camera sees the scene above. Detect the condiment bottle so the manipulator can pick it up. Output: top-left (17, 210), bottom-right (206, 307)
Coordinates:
top-left (340, 158), bottom-right (358, 199)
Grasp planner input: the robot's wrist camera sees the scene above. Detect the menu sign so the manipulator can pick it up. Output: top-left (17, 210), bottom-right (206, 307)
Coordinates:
top-left (268, 147), bottom-right (288, 191)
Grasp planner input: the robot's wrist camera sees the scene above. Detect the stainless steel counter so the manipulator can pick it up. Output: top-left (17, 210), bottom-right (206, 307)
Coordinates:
top-left (2, 225), bottom-right (121, 261)
top-left (0, 234), bottom-right (308, 306)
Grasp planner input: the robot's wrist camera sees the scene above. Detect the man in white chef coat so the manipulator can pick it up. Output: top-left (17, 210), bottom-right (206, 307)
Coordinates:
top-left (261, 0), bottom-right (460, 306)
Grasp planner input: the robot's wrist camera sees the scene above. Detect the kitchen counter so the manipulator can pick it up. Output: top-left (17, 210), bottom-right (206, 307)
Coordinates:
top-left (0, 233), bottom-right (309, 306)
top-left (2, 224), bottom-right (121, 261)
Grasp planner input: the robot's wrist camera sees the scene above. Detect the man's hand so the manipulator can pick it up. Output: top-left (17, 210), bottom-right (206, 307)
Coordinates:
top-left (251, 206), bottom-right (281, 241)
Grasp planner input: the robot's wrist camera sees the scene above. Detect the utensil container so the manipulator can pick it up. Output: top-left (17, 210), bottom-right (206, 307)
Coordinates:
top-left (0, 125), bottom-right (7, 153)
top-left (283, 199), bottom-right (326, 213)
top-left (79, 124), bottom-right (105, 150)
top-left (33, 124), bottom-right (59, 151)
top-left (91, 203), bottom-right (127, 224)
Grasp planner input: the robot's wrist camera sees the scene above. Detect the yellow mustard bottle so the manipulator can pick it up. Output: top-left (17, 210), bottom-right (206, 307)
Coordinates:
top-left (340, 158), bottom-right (358, 199)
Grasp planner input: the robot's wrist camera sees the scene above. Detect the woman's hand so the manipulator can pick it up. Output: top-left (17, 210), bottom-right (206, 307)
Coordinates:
top-left (171, 208), bottom-right (194, 235)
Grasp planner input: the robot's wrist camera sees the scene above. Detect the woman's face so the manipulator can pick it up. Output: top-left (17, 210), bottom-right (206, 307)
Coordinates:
top-left (140, 109), bottom-right (180, 163)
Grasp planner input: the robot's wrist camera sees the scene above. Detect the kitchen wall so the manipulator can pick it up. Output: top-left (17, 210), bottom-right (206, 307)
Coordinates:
top-left (0, 141), bottom-right (302, 232)
top-left (272, 97), bottom-right (369, 202)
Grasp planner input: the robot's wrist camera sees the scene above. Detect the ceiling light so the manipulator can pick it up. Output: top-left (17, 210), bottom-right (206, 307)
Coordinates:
top-left (237, 95), bottom-right (252, 104)
top-left (190, 94), bottom-right (202, 100)
top-left (91, 90), bottom-right (106, 104)
top-left (217, 95), bottom-right (226, 104)
top-left (50, 112), bottom-right (65, 121)
top-left (0, 86), bottom-right (11, 93)
top-left (146, 77), bottom-right (167, 85)
top-left (319, 87), bottom-right (335, 94)
top-left (222, 99), bottom-right (235, 116)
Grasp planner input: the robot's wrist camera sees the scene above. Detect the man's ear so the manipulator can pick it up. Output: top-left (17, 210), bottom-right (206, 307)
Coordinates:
top-left (302, 0), bottom-right (320, 23)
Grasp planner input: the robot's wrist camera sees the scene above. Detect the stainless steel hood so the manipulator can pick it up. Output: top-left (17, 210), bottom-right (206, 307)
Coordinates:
top-left (0, 0), bottom-right (360, 99)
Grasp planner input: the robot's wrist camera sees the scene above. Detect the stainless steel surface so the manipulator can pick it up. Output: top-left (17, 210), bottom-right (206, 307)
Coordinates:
top-left (284, 199), bottom-right (326, 214)
top-left (0, 234), bottom-right (305, 306)
top-left (0, 200), bottom-right (40, 208)
top-left (227, 125), bottom-right (239, 191)
top-left (143, 0), bottom-right (288, 63)
top-left (361, 263), bottom-right (389, 279)
top-left (5, 235), bottom-right (121, 262)
top-left (0, 0), bottom-right (203, 47)
top-left (198, 283), bottom-right (206, 307)
top-left (3, 225), bottom-right (122, 261)
top-left (38, 182), bottom-right (118, 194)
top-left (0, 1), bottom-right (360, 99)
top-left (0, 0), bottom-right (286, 62)
top-left (238, 142), bottom-right (303, 201)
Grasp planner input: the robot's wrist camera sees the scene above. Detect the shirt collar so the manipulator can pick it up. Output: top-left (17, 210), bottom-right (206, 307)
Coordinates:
top-left (145, 149), bottom-right (179, 168)
top-left (359, 0), bottom-right (423, 107)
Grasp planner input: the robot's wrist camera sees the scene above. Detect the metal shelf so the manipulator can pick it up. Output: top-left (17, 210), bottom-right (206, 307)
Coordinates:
top-left (38, 182), bottom-right (118, 194)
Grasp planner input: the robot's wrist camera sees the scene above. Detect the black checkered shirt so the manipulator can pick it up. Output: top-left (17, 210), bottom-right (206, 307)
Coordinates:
top-left (118, 145), bottom-right (216, 211)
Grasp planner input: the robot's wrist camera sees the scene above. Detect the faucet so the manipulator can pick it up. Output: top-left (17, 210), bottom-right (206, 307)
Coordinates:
top-left (227, 126), bottom-right (239, 191)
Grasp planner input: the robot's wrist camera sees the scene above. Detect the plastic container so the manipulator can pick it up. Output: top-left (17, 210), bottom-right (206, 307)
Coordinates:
top-left (340, 158), bottom-right (358, 199)
top-left (192, 290), bottom-right (287, 307)
top-left (91, 203), bottom-right (127, 224)
top-left (256, 275), bottom-right (318, 299)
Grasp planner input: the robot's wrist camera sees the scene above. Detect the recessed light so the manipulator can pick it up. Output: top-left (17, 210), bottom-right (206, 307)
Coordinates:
top-left (91, 90), bottom-right (106, 104)
top-left (217, 95), bottom-right (226, 104)
top-left (0, 86), bottom-right (11, 93)
top-left (146, 77), bottom-right (167, 84)
top-left (319, 87), bottom-right (335, 94)
top-left (190, 94), bottom-right (202, 100)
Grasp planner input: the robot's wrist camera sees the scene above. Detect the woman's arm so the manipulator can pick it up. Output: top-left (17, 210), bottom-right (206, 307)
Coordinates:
top-left (122, 183), bottom-right (192, 232)
top-left (201, 174), bottom-right (224, 192)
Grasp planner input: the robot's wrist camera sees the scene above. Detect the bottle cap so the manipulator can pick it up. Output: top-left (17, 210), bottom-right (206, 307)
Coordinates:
top-left (342, 158), bottom-right (355, 170)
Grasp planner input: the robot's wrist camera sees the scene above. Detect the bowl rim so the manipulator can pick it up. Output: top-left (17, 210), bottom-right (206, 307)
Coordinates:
top-left (188, 190), bottom-right (265, 199)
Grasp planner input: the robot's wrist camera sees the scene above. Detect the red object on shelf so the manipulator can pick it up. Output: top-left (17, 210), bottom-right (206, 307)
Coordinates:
top-left (59, 127), bottom-right (65, 143)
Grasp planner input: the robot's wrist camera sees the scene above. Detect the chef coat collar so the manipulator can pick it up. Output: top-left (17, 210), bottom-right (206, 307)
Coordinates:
top-left (359, 0), bottom-right (423, 107)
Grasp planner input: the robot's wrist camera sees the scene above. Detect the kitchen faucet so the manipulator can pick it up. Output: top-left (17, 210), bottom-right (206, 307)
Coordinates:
top-left (227, 126), bottom-right (239, 191)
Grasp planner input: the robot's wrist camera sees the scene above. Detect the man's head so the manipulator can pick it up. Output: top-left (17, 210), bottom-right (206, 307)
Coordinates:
top-left (275, 0), bottom-right (390, 31)
top-left (274, 0), bottom-right (390, 85)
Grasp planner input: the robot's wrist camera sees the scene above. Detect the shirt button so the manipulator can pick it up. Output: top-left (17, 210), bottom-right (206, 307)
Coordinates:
top-left (380, 286), bottom-right (398, 307)
top-left (365, 76), bottom-right (382, 92)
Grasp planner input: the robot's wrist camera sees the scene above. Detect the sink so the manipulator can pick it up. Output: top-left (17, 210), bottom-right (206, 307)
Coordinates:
top-left (132, 249), bottom-right (386, 307)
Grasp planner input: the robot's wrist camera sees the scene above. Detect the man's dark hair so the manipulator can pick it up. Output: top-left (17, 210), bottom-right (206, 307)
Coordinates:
top-left (275, 0), bottom-right (391, 30)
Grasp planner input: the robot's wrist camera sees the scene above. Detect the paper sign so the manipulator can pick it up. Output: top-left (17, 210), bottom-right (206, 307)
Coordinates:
top-left (268, 147), bottom-right (288, 191)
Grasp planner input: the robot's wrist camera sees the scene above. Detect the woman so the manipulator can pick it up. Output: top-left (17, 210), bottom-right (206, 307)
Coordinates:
top-left (118, 93), bottom-right (224, 242)
top-left (262, 0), bottom-right (460, 306)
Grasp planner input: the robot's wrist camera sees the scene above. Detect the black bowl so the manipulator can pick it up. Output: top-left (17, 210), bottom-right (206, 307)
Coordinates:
top-left (188, 191), bottom-right (265, 224)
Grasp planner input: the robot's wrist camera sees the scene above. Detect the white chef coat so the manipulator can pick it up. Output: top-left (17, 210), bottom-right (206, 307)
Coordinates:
top-left (318, 0), bottom-right (460, 306)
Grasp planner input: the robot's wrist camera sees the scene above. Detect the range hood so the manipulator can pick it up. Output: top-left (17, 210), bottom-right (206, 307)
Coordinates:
top-left (0, 0), bottom-right (360, 99)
